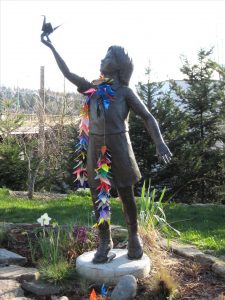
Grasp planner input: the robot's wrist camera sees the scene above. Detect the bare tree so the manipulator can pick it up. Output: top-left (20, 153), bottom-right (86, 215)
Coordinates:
top-left (1, 81), bottom-right (82, 197)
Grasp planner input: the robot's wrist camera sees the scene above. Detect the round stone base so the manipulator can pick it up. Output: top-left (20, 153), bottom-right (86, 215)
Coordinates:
top-left (76, 249), bottom-right (151, 285)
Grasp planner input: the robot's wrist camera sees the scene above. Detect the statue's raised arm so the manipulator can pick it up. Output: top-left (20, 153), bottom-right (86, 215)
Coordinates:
top-left (41, 21), bottom-right (91, 91)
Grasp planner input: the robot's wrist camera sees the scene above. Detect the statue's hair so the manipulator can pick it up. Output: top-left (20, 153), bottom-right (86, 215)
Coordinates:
top-left (108, 45), bottom-right (133, 86)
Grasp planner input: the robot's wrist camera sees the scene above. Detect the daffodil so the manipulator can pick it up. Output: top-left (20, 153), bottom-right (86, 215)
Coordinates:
top-left (37, 213), bottom-right (51, 226)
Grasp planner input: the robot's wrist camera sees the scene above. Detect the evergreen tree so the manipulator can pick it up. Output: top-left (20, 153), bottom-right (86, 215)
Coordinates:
top-left (0, 98), bottom-right (27, 190)
top-left (136, 64), bottom-right (163, 111)
top-left (0, 138), bottom-right (27, 190)
top-left (129, 66), bottom-right (187, 194)
top-left (0, 98), bottom-right (23, 138)
top-left (170, 48), bottom-right (225, 202)
top-left (129, 65), bottom-right (162, 182)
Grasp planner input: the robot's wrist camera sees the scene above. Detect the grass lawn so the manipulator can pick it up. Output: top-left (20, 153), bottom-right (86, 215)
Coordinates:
top-left (0, 189), bottom-right (224, 257)
top-left (165, 203), bottom-right (225, 257)
top-left (0, 190), bottom-right (125, 227)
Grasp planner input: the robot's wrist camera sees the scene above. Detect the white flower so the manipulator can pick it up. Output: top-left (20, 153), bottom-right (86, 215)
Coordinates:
top-left (37, 213), bottom-right (51, 226)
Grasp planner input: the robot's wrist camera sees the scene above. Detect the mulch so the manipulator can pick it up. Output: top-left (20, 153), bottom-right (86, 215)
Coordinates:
top-left (160, 253), bottom-right (225, 299)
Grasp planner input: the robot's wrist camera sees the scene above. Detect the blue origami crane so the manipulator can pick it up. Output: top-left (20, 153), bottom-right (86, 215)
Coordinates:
top-left (96, 83), bottom-right (115, 110)
top-left (101, 284), bottom-right (107, 296)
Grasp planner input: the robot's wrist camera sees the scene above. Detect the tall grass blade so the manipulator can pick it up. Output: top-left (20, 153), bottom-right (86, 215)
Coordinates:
top-left (150, 188), bottom-right (156, 214)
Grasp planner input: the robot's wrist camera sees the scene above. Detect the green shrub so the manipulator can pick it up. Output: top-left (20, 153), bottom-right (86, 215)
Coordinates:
top-left (38, 257), bottom-right (73, 283)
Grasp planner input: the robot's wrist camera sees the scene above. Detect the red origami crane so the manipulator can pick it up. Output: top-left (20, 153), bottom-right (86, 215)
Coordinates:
top-left (90, 288), bottom-right (100, 300)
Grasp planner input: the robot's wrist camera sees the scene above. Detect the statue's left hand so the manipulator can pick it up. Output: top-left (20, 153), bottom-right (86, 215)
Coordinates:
top-left (156, 142), bottom-right (172, 164)
top-left (41, 33), bottom-right (53, 49)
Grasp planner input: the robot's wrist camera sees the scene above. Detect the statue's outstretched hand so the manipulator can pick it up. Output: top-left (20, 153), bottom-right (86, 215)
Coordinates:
top-left (156, 142), bottom-right (172, 164)
top-left (41, 33), bottom-right (53, 49)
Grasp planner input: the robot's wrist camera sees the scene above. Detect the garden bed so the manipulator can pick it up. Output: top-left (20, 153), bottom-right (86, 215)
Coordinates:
top-left (1, 223), bottom-right (225, 299)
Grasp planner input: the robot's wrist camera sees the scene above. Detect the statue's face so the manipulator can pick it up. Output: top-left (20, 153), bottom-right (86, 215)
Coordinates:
top-left (100, 48), bottom-right (118, 75)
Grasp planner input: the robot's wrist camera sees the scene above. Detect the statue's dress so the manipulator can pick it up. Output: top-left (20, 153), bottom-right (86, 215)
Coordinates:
top-left (77, 79), bottom-right (152, 188)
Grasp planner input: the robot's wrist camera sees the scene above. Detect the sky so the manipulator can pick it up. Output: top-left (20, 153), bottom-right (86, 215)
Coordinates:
top-left (1, 0), bottom-right (225, 92)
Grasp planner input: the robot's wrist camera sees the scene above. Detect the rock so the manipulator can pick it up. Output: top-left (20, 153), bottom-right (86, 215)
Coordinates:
top-left (0, 248), bottom-right (27, 266)
top-left (76, 249), bottom-right (151, 285)
top-left (111, 275), bottom-right (137, 300)
top-left (116, 241), bottom-right (128, 249)
top-left (0, 265), bottom-right (39, 281)
top-left (194, 253), bottom-right (218, 267)
top-left (162, 240), bottom-right (203, 259)
top-left (0, 222), bottom-right (14, 229)
top-left (219, 256), bottom-right (225, 261)
top-left (212, 261), bottom-right (225, 279)
top-left (203, 249), bottom-right (215, 255)
top-left (0, 223), bottom-right (40, 230)
top-left (51, 296), bottom-right (69, 300)
top-left (172, 243), bottom-right (203, 259)
top-left (111, 225), bottom-right (128, 241)
top-left (0, 263), bottom-right (9, 267)
top-left (10, 297), bottom-right (33, 300)
top-left (22, 280), bottom-right (61, 296)
top-left (0, 279), bottom-right (24, 299)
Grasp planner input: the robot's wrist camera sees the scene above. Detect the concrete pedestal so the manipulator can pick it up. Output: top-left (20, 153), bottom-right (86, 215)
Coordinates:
top-left (76, 249), bottom-right (151, 285)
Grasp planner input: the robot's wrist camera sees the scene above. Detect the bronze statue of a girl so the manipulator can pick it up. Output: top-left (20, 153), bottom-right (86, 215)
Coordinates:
top-left (41, 26), bottom-right (172, 264)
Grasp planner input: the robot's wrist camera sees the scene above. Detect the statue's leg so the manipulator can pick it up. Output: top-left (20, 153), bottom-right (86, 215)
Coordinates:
top-left (90, 187), bottom-right (113, 264)
top-left (117, 186), bottom-right (143, 260)
top-left (87, 135), bottom-right (113, 263)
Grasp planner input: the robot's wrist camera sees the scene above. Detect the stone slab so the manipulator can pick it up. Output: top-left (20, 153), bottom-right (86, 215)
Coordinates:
top-left (0, 279), bottom-right (24, 299)
top-left (161, 239), bottom-right (203, 258)
top-left (0, 265), bottom-right (39, 281)
top-left (194, 253), bottom-right (218, 267)
top-left (22, 280), bottom-right (61, 296)
top-left (76, 249), bottom-right (151, 285)
top-left (212, 261), bottom-right (225, 279)
top-left (0, 248), bottom-right (27, 266)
